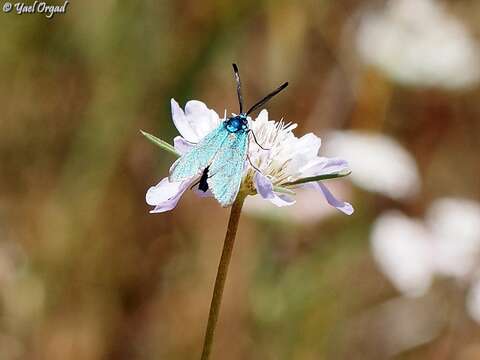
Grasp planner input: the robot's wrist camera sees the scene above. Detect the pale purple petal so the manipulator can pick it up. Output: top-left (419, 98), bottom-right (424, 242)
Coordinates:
top-left (171, 99), bottom-right (197, 142)
top-left (254, 172), bottom-right (273, 198)
top-left (319, 157), bottom-right (350, 175)
top-left (269, 193), bottom-right (296, 207)
top-left (173, 136), bottom-right (195, 155)
top-left (316, 182), bottom-right (354, 215)
top-left (254, 172), bottom-right (296, 207)
top-left (145, 177), bottom-right (192, 213)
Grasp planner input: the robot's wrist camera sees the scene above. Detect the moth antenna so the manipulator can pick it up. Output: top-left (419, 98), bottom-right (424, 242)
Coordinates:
top-left (232, 64), bottom-right (244, 114)
top-left (246, 82), bottom-right (288, 116)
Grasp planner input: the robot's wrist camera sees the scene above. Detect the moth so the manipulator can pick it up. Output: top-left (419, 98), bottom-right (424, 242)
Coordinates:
top-left (169, 64), bottom-right (288, 207)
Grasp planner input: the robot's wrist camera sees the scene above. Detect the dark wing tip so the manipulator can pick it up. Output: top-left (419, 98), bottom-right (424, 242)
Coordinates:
top-left (232, 63), bottom-right (239, 73)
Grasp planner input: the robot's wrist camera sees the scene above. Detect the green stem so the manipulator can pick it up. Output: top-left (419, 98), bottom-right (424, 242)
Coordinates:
top-left (200, 194), bottom-right (246, 360)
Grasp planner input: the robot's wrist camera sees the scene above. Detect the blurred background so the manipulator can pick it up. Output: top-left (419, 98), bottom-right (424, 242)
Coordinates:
top-left (1, 0), bottom-right (480, 358)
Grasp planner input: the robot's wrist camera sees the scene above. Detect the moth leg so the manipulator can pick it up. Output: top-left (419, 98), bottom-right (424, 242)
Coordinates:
top-left (189, 178), bottom-right (202, 190)
top-left (248, 130), bottom-right (270, 151)
top-left (247, 154), bottom-right (262, 173)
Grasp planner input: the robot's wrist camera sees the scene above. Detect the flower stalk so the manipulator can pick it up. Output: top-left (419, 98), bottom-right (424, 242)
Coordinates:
top-left (200, 192), bottom-right (246, 360)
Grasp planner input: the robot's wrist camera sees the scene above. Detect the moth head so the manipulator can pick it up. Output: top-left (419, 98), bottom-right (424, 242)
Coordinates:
top-left (225, 114), bottom-right (249, 133)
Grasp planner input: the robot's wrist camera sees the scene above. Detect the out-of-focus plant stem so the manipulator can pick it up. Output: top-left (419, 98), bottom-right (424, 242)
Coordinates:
top-left (200, 193), bottom-right (246, 360)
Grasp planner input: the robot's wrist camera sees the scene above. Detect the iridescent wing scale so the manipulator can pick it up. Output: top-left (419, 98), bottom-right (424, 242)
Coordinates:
top-left (169, 123), bottom-right (229, 182)
top-left (208, 131), bottom-right (248, 207)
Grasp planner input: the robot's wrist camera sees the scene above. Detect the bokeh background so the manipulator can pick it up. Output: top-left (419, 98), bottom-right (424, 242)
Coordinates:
top-left (1, 0), bottom-right (480, 359)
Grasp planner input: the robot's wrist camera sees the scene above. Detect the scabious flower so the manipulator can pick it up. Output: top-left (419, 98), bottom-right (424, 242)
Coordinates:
top-left (145, 99), bottom-right (353, 215)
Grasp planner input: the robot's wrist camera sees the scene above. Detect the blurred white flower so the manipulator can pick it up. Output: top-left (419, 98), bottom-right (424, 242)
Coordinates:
top-left (371, 211), bottom-right (434, 297)
top-left (427, 198), bottom-right (480, 278)
top-left (371, 198), bottom-right (480, 322)
top-left (324, 130), bottom-right (420, 199)
top-left (356, 0), bottom-right (480, 89)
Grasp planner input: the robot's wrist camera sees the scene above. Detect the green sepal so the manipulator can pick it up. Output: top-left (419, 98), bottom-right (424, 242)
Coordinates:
top-left (140, 130), bottom-right (180, 157)
top-left (283, 170), bottom-right (351, 187)
top-left (272, 186), bottom-right (296, 195)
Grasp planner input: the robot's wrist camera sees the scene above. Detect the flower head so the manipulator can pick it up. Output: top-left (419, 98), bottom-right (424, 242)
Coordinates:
top-left (144, 99), bottom-right (353, 214)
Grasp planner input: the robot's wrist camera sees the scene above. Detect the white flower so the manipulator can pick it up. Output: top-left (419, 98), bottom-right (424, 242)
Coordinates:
top-left (324, 131), bottom-right (420, 199)
top-left (145, 99), bottom-right (354, 214)
top-left (371, 198), bottom-right (480, 322)
top-left (371, 211), bottom-right (434, 297)
top-left (427, 198), bottom-right (480, 278)
top-left (356, 0), bottom-right (480, 89)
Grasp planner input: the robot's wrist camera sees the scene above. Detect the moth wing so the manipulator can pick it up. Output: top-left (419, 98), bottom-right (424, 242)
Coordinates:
top-left (208, 131), bottom-right (249, 207)
top-left (169, 124), bottom-right (229, 182)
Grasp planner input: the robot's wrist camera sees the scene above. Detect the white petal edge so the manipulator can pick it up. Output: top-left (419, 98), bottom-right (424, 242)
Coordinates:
top-left (171, 99), bottom-right (197, 142)
top-left (173, 136), bottom-right (195, 155)
top-left (255, 109), bottom-right (269, 123)
top-left (183, 100), bottom-right (221, 140)
top-left (297, 133), bottom-right (322, 156)
top-left (171, 99), bottom-right (221, 143)
top-left (146, 177), bottom-right (193, 213)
